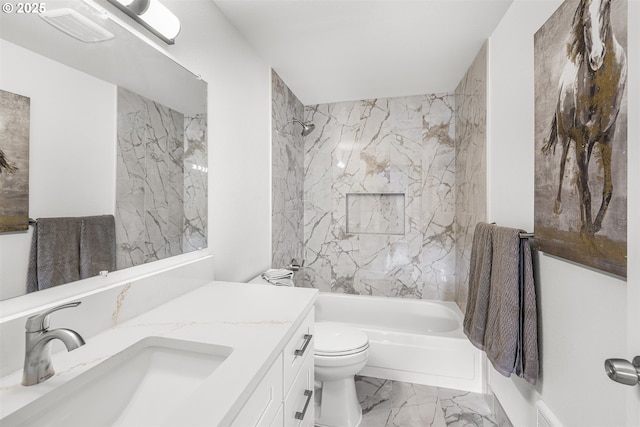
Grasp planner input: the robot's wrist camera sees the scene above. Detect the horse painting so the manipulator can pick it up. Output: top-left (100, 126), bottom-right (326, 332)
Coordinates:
top-left (541, 0), bottom-right (627, 237)
top-left (534, 0), bottom-right (627, 277)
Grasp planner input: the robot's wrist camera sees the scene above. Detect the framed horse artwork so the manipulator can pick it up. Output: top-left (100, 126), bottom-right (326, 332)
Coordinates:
top-left (534, 0), bottom-right (628, 278)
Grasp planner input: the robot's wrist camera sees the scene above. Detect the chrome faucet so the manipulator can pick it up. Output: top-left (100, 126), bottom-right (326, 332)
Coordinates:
top-left (286, 258), bottom-right (305, 272)
top-left (22, 302), bottom-right (86, 386)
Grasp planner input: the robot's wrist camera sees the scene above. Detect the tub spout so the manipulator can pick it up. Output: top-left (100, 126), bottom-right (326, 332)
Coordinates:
top-left (286, 258), bottom-right (305, 271)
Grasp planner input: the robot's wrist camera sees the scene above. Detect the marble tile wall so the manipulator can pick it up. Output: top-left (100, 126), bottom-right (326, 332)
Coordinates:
top-left (271, 70), bottom-right (305, 285)
top-left (303, 94), bottom-right (456, 299)
top-left (454, 43), bottom-right (488, 310)
top-left (116, 87), bottom-right (207, 269)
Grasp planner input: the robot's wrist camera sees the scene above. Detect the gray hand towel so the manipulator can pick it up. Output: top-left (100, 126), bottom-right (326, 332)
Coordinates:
top-left (484, 226), bottom-right (521, 378)
top-left (26, 217), bottom-right (81, 292)
top-left (519, 237), bottom-right (539, 384)
top-left (463, 222), bottom-right (539, 384)
top-left (463, 222), bottom-right (494, 349)
top-left (80, 215), bottom-right (116, 279)
top-left (484, 226), bottom-right (539, 385)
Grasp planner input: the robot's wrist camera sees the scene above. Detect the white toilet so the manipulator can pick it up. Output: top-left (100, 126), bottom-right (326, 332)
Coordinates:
top-left (314, 322), bottom-right (369, 427)
top-left (247, 274), bottom-right (369, 426)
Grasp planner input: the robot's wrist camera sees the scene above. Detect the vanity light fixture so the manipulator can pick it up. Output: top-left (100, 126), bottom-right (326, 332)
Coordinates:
top-left (39, 8), bottom-right (114, 43)
top-left (107, 0), bottom-right (180, 45)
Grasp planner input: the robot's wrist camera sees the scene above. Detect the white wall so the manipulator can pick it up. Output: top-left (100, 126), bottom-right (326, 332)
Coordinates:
top-left (487, 1), bottom-right (635, 426)
top-left (625, 2), bottom-right (640, 424)
top-left (162, 0), bottom-right (272, 282)
top-left (0, 40), bottom-right (116, 300)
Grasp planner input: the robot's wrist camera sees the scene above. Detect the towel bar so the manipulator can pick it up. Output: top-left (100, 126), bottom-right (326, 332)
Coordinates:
top-left (489, 223), bottom-right (533, 239)
top-left (28, 218), bottom-right (37, 225)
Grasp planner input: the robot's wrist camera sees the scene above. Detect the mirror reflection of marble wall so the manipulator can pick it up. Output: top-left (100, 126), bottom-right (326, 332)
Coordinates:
top-left (183, 114), bottom-right (208, 253)
top-left (116, 88), bottom-right (207, 268)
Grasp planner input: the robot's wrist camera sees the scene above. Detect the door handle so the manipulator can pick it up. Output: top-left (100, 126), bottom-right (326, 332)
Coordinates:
top-left (604, 356), bottom-right (640, 386)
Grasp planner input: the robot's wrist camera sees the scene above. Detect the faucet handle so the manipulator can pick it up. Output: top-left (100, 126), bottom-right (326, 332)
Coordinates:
top-left (25, 301), bottom-right (82, 333)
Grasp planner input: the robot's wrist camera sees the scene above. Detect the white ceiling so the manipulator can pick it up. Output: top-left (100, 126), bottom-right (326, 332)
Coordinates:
top-left (213, 0), bottom-right (513, 105)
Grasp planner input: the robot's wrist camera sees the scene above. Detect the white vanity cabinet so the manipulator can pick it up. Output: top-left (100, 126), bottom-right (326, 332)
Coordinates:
top-left (228, 354), bottom-right (284, 427)
top-left (283, 350), bottom-right (314, 427)
top-left (283, 310), bottom-right (314, 427)
top-left (230, 309), bottom-right (315, 427)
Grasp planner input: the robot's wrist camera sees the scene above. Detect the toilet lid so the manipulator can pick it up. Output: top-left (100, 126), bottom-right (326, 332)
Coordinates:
top-left (314, 322), bottom-right (369, 356)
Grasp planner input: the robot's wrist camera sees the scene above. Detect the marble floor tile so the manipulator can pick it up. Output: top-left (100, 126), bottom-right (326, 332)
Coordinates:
top-left (356, 376), bottom-right (497, 427)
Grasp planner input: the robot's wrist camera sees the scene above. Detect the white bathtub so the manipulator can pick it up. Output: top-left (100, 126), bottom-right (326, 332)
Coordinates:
top-left (314, 293), bottom-right (485, 393)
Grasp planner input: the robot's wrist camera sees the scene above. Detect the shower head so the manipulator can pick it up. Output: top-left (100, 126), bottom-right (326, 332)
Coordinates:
top-left (301, 122), bottom-right (315, 137)
top-left (292, 119), bottom-right (315, 137)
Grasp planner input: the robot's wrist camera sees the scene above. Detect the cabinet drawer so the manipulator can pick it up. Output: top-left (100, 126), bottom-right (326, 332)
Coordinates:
top-left (231, 354), bottom-right (283, 427)
top-left (283, 309), bottom-right (314, 392)
top-left (284, 351), bottom-right (314, 427)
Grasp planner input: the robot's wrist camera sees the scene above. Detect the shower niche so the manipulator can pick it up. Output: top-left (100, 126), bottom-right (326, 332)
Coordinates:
top-left (346, 193), bottom-right (405, 235)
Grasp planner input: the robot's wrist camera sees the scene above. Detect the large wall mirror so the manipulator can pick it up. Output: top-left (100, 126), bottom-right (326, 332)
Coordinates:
top-left (0, 0), bottom-right (208, 300)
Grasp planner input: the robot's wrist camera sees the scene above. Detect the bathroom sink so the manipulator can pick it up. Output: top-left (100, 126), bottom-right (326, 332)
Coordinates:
top-left (2, 337), bottom-right (233, 427)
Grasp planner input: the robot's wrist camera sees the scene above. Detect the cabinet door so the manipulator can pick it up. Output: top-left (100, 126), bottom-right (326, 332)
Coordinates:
top-left (284, 352), bottom-right (314, 427)
top-left (230, 354), bottom-right (283, 427)
top-left (283, 309), bottom-right (314, 393)
top-left (269, 404), bottom-right (284, 427)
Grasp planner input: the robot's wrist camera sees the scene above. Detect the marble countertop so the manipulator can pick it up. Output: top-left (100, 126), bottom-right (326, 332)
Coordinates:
top-left (0, 281), bottom-right (318, 426)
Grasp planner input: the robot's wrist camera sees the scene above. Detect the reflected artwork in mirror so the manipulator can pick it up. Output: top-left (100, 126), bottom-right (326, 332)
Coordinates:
top-left (0, 0), bottom-right (207, 300)
top-left (0, 89), bottom-right (30, 233)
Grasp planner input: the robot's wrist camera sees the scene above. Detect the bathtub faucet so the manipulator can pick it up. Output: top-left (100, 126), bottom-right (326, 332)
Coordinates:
top-left (22, 302), bottom-right (86, 386)
top-left (286, 258), bottom-right (305, 272)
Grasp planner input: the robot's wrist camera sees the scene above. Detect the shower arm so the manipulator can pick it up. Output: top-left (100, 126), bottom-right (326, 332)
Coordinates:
top-left (277, 118), bottom-right (315, 136)
top-left (277, 119), bottom-right (303, 130)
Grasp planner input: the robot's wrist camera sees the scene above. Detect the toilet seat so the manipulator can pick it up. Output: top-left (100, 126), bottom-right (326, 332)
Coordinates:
top-left (315, 322), bottom-right (369, 357)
